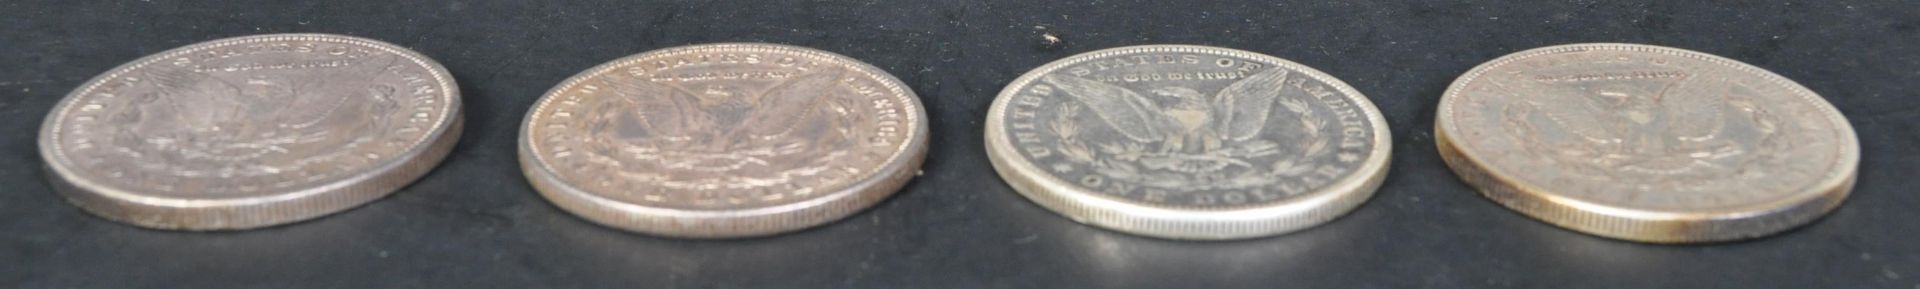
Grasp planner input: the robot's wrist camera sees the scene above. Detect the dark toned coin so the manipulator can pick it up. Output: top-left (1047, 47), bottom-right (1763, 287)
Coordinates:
top-left (1436, 43), bottom-right (1860, 243)
top-left (985, 45), bottom-right (1392, 240)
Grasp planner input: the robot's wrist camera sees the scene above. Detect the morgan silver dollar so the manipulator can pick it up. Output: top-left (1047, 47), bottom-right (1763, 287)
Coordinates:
top-left (985, 45), bottom-right (1392, 240)
top-left (39, 34), bottom-right (463, 230)
top-left (1436, 43), bottom-right (1860, 243)
top-left (519, 43), bottom-right (928, 238)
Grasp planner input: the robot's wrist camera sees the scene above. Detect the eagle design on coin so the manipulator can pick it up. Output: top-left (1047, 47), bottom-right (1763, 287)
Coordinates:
top-left (1043, 68), bottom-right (1306, 174)
top-left (584, 70), bottom-right (850, 172)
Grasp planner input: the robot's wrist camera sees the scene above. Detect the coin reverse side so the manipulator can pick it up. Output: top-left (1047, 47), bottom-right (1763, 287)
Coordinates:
top-left (519, 43), bottom-right (928, 238)
top-left (1437, 43), bottom-right (1860, 243)
top-left (40, 33), bottom-right (463, 230)
top-left (986, 45), bottom-right (1393, 240)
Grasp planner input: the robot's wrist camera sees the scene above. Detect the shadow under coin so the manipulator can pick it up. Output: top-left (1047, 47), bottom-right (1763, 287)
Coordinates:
top-left (1499, 216), bottom-right (1718, 284)
top-left (1035, 215), bottom-right (1358, 288)
top-left (73, 204), bottom-right (404, 284)
top-left (533, 208), bottom-right (880, 286)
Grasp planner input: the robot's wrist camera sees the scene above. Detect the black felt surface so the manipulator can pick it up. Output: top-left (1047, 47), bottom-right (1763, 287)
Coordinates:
top-left (3, 1), bottom-right (1918, 288)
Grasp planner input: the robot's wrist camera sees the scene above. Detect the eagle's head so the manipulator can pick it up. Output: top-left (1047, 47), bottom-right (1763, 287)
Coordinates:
top-left (241, 75), bottom-right (294, 101)
top-left (696, 85), bottom-right (746, 107)
top-left (1150, 87), bottom-right (1208, 108)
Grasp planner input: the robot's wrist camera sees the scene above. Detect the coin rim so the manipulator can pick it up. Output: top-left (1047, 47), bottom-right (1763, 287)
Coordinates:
top-left (984, 44), bottom-right (1393, 240)
top-left (517, 42), bottom-right (929, 238)
top-left (38, 33), bottom-right (464, 230)
top-left (1434, 42), bottom-right (1860, 243)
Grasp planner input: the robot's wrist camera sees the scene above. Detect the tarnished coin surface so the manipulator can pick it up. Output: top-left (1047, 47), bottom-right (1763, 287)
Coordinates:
top-left (519, 43), bottom-right (927, 238)
top-left (40, 34), bottom-right (463, 230)
top-left (985, 45), bottom-right (1392, 240)
top-left (1437, 43), bottom-right (1859, 243)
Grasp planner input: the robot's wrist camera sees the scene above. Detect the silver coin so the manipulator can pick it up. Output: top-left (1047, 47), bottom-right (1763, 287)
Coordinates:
top-left (40, 33), bottom-right (463, 230)
top-left (519, 43), bottom-right (928, 238)
top-left (1437, 43), bottom-right (1859, 243)
top-left (985, 45), bottom-right (1392, 240)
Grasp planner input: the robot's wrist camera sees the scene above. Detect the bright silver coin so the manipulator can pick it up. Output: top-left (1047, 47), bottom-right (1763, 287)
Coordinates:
top-left (985, 45), bottom-right (1392, 240)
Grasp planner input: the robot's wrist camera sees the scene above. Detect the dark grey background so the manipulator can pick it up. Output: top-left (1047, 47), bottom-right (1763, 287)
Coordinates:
top-left (3, 1), bottom-right (1916, 288)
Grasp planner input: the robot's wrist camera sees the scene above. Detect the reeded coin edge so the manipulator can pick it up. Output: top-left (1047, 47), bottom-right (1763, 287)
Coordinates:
top-left (39, 33), bottom-right (465, 230)
top-left (985, 45), bottom-right (1392, 240)
top-left (518, 43), bottom-right (929, 238)
top-left (1434, 43), bottom-right (1861, 243)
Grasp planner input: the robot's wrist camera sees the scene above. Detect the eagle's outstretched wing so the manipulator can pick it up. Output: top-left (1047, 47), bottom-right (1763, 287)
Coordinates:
top-left (595, 76), bottom-right (700, 140)
top-left (738, 69), bottom-right (844, 140)
top-left (1040, 74), bottom-right (1177, 143)
top-left (1210, 68), bottom-right (1292, 141)
top-left (141, 66), bottom-right (243, 129)
top-left (282, 54), bottom-right (402, 130)
top-left (145, 65), bottom-right (214, 93)
top-left (1505, 77), bottom-right (1623, 144)
top-left (1660, 75), bottom-right (1728, 141)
